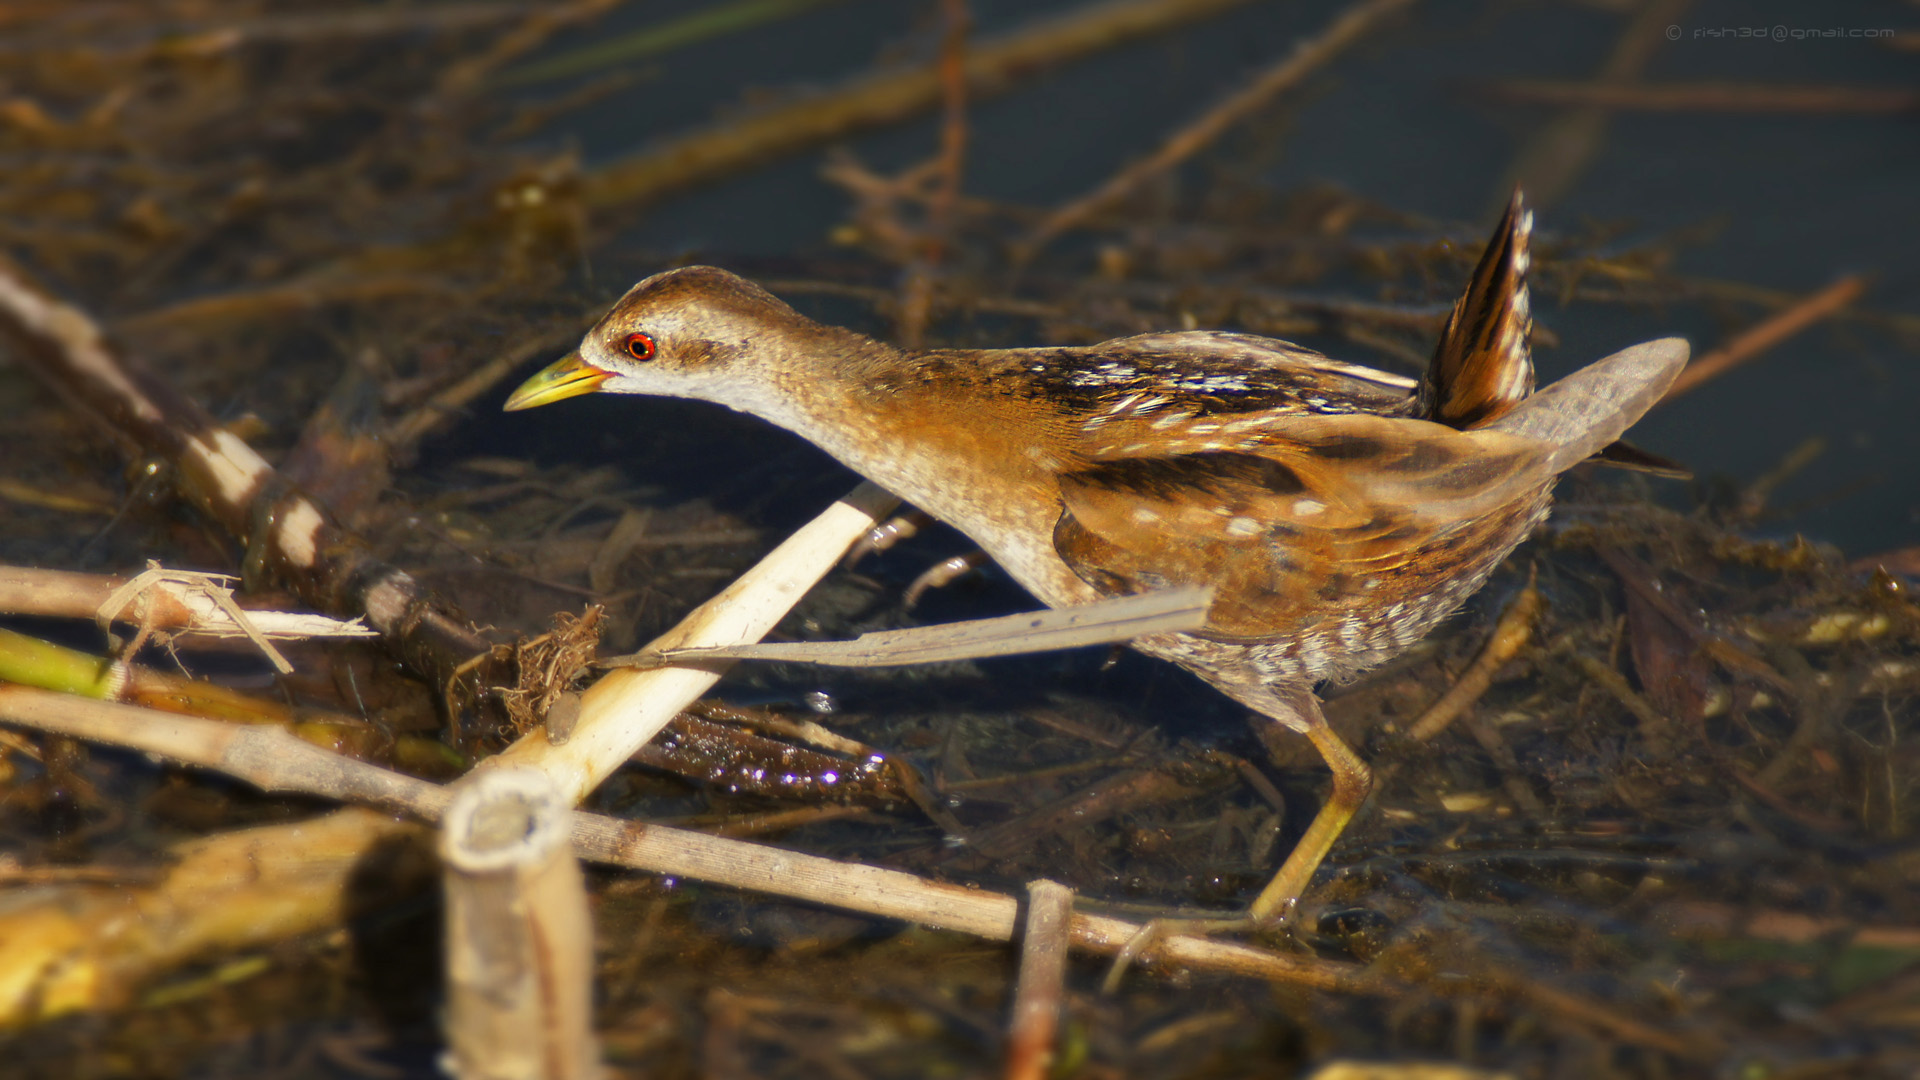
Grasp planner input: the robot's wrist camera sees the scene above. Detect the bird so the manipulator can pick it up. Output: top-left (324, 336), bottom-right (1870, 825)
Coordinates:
top-left (504, 192), bottom-right (1687, 924)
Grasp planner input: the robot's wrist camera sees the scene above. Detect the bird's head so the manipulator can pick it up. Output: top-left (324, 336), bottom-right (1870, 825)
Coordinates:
top-left (503, 265), bottom-right (811, 414)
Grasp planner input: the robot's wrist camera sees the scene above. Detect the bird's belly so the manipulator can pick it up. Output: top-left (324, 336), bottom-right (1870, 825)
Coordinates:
top-left (1132, 486), bottom-right (1553, 721)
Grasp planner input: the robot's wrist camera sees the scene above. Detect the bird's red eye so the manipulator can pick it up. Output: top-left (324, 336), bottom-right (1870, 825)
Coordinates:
top-left (623, 332), bottom-right (656, 361)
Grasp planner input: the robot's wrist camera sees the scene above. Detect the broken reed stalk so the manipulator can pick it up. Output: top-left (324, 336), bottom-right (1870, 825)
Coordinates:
top-left (1022, 0), bottom-right (1416, 255)
top-left (0, 565), bottom-right (202, 627)
top-left (0, 685), bottom-right (1384, 998)
top-left (636, 585), bottom-right (1210, 668)
top-left (0, 684), bottom-right (453, 817)
top-left (1005, 880), bottom-right (1075, 1080)
top-left (0, 564), bottom-right (376, 651)
top-left (1660, 274), bottom-right (1867, 402)
top-left (0, 257), bottom-right (495, 693)
top-left (480, 481), bottom-right (898, 803)
top-left (442, 769), bottom-right (602, 1080)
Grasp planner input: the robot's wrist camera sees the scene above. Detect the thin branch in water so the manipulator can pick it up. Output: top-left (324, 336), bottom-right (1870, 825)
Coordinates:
top-left (1020, 0), bottom-right (1417, 258)
top-left (1660, 275), bottom-right (1867, 402)
top-left (580, 0), bottom-right (1265, 214)
top-left (492, 0), bottom-right (844, 88)
top-left (897, 0), bottom-right (973, 348)
top-left (1401, 573), bottom-right (1543, 743)
top-left (386, 321), bottom-right (592, 463)
top-left (435, 0), bottom-right (627, 96)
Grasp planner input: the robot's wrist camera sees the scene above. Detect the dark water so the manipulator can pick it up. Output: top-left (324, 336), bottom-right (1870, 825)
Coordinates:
top-left (528, 0), bottom-right (1918, 557)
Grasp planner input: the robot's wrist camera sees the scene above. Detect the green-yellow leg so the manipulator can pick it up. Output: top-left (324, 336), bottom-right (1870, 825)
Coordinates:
top-left (1247, 722), bottom-right (1373, 924)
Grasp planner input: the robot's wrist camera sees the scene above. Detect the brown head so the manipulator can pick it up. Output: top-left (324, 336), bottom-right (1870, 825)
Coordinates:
top-left (503, 266), bottom-right (868, 426)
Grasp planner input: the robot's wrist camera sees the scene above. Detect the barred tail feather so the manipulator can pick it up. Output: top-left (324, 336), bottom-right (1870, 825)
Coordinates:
top-left (1420, 189), bottom-right (1535, 429)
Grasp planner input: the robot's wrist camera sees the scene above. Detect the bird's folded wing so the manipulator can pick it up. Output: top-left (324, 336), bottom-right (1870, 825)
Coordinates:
top-left (1055, 410), bottom-right (1554, 638)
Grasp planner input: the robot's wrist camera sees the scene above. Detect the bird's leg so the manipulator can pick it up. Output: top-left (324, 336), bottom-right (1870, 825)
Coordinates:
top-left (1246, 695), bottom-right (1373, 925)
top-left (1100, 912), bottom-right (1254, 992)
top-left (903, 550), bottom-right (988, 608)
top-left (842, 509), bottom-right (935, 566)
top-left (1095, 706), bottom-right (1372, 988)
top-left (841, 509), bottom-right (987, 609)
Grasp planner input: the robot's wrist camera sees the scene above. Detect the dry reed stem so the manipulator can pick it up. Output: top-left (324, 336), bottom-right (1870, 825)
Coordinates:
top-left (478, 481), bottom-right (898, 803)
top-left (637, 585), bottom-right (1209, 667)
top-left (1005, 880), bottom-right (1075, 1080)
top-left (0, 566), bottom-right (200, 625)
top-left (0, 686), bottom-right (1384, 1000)
top-left (1660, 275), bottom-right (1867, 402)
top-left (6, 690), bottom-right (1709, 1050)
top-left (1022, 0), bottom-right (1416, 255)
top-left (442, 769), bottom-right (602, 1080)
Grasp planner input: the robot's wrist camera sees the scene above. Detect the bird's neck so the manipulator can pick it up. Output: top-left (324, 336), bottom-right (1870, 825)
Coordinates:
top-left (744, 335), bottom-right (1095, 605)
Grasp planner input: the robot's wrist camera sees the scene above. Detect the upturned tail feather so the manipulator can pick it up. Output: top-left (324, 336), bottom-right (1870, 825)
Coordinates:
top-left (1420, 190), bottom-right (1535, 430)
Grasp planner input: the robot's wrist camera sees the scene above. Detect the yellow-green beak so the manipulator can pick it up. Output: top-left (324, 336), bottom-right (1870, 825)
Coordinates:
top-left (503, 352), bottom-right (612, 411)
